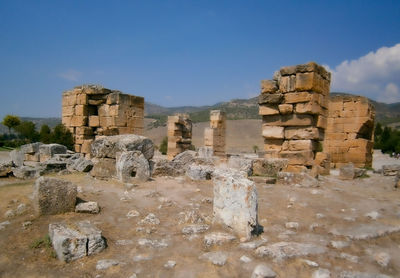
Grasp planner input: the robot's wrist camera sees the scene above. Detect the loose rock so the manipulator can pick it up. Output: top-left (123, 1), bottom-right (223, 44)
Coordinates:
top-left (198, 251), bottom-right (228, 266)
top-left (204, 232), bottom-right (236, 247)
top-left (251, 264), bottom-right (277, 278)
top-left (96, 259), bottom-right (119, 270)
top-left (75, 201), bottom-right (100, 214)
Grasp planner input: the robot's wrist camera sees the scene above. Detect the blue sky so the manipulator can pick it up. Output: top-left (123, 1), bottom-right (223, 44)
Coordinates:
top-left (0, 0), bottom-right (399, 117)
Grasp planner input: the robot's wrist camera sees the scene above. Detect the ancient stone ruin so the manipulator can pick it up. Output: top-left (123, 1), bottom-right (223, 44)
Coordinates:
top-left (167, 113), bottom-right (192, 160)
top-left (325, 95), bottom-right (375, 168)
top-left (258, 62), bottom-right (331, 172)
top-left (204, 110), bottom-right (226, 157)
top-left (62, 85), bottom-right (144, 157)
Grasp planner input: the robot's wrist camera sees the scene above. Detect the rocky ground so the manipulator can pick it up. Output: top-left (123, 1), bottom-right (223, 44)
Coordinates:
top-left (0, 151), bottom-right (400, 278)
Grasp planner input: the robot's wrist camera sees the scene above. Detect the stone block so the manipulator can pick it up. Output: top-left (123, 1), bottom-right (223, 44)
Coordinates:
top-left (295, 72), bottom-right (329, 94)
top-left (74, 144), bottom-right (82, 153)
top-left (76, 94), bottom-right (88, 105)
top-left (74, 105), bottom-right (88, 116)
top-left (99, 116), bottom-right (112, 127)
top-left (258, 93), bottom-right (283, 105)
top-left (62, 105), bottom-right (75, 117)
top-left (70, 116), bottom-right (88, 127)
top-left (282, 140), bottom-right (316, 151)
top-left (81, 140), bottom-right (93, 154)
top-left (116, 151), bottom-right (150, 182)
top-left (75, 127), bottom-right (93, 136)
top-left (62, 93), bottom-right (77, 107)
top-left (252, 158), bottom-right (288, 177)
top-left (62, 116), bottom-right (71, 127)
top-left (25, 153), bottom-right (40, 162)
top-left (316, 115), bottom-right (327, 129)
top-left (295, 101), bottom-right (322, 114)
top-left (90, 158), bottom-right (116, 179)
top-left (279, 75), bottom-right (296, 93)
top-left (263, 114), bottom-right (315, 126)
top-left (259, 105), bottom-right (280, 116)
top-left (212, 168), bottom-right (258, 240)
top-left (88, 116), bottom-right (100, 127)
top-left (98, 105), bottom-right (110, 117)
top-left (278, 104), bottom-right (293, 114)
top-left (279, 150), bottom-right (314, 166)
top-left (260, 80), bottom-right (278, 93)
top-left (263, 139), bottom-right (283, 151)
top-left (33, 177), bottom-right (77, 215)
top-left (314, 152), bottom-right (330, 175)
top-left (262, 126), bottom-right (284, 139)
top-left (284, 127), bottom-right (323, 140)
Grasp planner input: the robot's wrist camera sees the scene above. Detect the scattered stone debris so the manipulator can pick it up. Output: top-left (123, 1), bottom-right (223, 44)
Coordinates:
top-left (239, 238), bottom-right (268, 250)
top-left (374, 252), bottom-right (391, 268)
top-left (338, 271), bottom-right (392, 278)
top-left (0, 221), bottom-right (10, 230)
top-left (339, 163), bottom-right (366, 180)
top-left (382, 164), bottom-right (400, 176)
top-left (198, 251), bottom-right (228, 266)
top-left (312, 268), bottom-right (331, 278)
top-left (251, 263), bottom-right (277, 278)
top-left (186, 164), bottom-right (214, 180)
top-left (181, 224), bottom-right (210, 235)
top-left (240, 255), bottom-right (252, 263)
top-left (138, 213), bottom-right (160, 225)
top-left (330, 224), bottom-right (400, 240)
top-left (255, 241), bottom-right (327, 261)
top-left (204, 232), bottom-right (236, 247)
top-left (96, 259), bottom-right (119, 270)
top-left (75, 201), bottom-right (100, 214)
top-left (163, 260), bottom-right (176, 269)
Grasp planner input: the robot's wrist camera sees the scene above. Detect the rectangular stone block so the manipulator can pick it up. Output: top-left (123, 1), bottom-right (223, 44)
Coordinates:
top-left (295, 101), bottom-right (322, 115)
top-left (70, 116), bottom-right (88, 127)
top-left (62, 93), bottom-right (77, 107)
top-left (263, 139), bottom-right (283, 151)
top-left (262, 125), bottom-right (284, 139)
top-left (316, 115), bottom-right (327, 129)
top-left (295, 72), bottom-right (329, 94)
top-left (75, 127), bottom-right (93, 136)
top-left (62, 106), bottom-right (75, 117)
top-left (98, 105), bottom-right (110, 117)
top-left (263, 114), bottom-right (315, 126)
top-left (282, 140), bottom-right (317, 151)
top-left (81, 140), bottom-right (93, 154)
top-left (280, 150), bottom-right (314, 166)
top-left (259, 104), bottom-right (280, 116)
top-left (62, 116), bottom-right (71, 127)
top-left (279, 75), bottom-right (296, 93)
top-left (278, 104), bottom-right (293, 114)
top-left (284, 127), bottom-right (323, 140)
top-left (258, 93), bottom-right (283, 105)
top-left (99, 117), bottom-right (112, 127)
top-left (261, 80), bottom-right (278, 93)
top-left (76, 94), bottom-right (88, 105)
top-left (74, 144), bottom-right (82, 153)
top-left (88, 116), bottom-right (100, 127)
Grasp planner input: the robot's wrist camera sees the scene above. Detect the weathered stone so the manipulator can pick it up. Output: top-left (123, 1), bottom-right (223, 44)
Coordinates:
top-left (33, 177), bottom-right (77, 215)
top-left (329, 223), bottom-right (400, 240)
top-left (277, 172), bottom-right (318, 187)
top-left (382, 164), bottom-right (400, 176)
top-left (182, 224), bottom-right (210, 235)
top-left (10, 149), bottom-right (24, 167)
top-left (338, 271), bottom-right (392, 278)
top-left (227, 156), bottom-right (253, 176)
top-left (164, 260), bottom-right (176, 269)
top-left (252, 158), bottom-right (288, 177)
top-left (0, 161), bottom-right (13, 177)
top-left (312, 269), bottom-right (331, 278)
top-left (198, 146), bottom-right (214, 159)
top-left (75, 201), bottom-right (100, 214)
top-left (256, 242), bottom-right (327, 261)
top-left (13, 165), bottom-right (43, 179)
top-left (90, 158), bottom-right (116, 179)
top-left (199, 251), bottom-right (228, 266)
top-left (39, 144), bottom-right (67, 162)
top-left (49, 221), bottom-right (106, 262)
top-left (167, 114), bottom-right (192, 159)
top-left (152, 159), bottom-right (184, 177)
top-left (116, 151), bottom-right (150, 182)
top-left (262, 126), bottom-right (284, 139)
top-left (41, 159), bottom-right (67, 173)
top-left (261, 80), bottom-right (278, 93)
top-left (186, 164), bottom-right (214, 180)
top-left (138, 238), bottom-right (168, 248)
top-left (96, 259), bottom-right (119, 270)
top-left (239, 238), bottom-right (268, 250)
top-left (212, 168), bottom-right (258, 240)
top-left (339, 163), bottom-right (360, 180)
top-left (20, 142), bottom-right (43, 154)
top-left (258, 93), bottom-right (283, 105)
top-left (204, 232), bottom-right (236, 247)
top-left (71, 157), bottom-right (93, 172)
top-left (251, 264), bottom-right (277, 278)
top-left (91, 134), bottom-right (154, 160)
top-left (374, 252), bottom-right (390, 268)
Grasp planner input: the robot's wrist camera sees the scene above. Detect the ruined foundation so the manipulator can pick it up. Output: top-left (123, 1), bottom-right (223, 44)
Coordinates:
top-left (204, 110), bottom-right (226, 157)
top-left (62, 85), bottom-right (144, 157)
top-left (325, 95), bottom-right (375, 168)
top-left (167, 114), bottom-right (192, 160)
top-left (258, 62), bottom-right (331, 172)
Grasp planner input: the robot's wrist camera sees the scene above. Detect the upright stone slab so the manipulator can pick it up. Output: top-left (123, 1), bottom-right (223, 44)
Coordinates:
top-left (33, 177), bottom-right (77, 215)
top-left (204, 110), bottom-right (226, 157)
top-left (167, 114), bottom-right (192, 160)
top-left (116, 151), bottom-right (150, 182)
top-left (325, 95), bottom-right (375, 168)
top-left (62, 85), bottom-right (145, 157)
top-left (212, 168), bottom-right (258, 240)
top-left (259, 62), bottom-right (331, 172)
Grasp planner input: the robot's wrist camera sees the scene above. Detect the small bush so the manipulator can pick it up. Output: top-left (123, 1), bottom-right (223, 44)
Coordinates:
top-left (159, 136), bottom-right (168, 155)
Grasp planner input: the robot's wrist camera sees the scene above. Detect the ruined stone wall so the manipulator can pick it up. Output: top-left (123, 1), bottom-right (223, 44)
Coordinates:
top-left (204, 110), bottom-right (226, 156)
top-left (62, 85), bottom-right (144, 156)
top-left (325, 95), bottom-right (375, 168)
top-left (167, 114), bottom-right (192, 160)
top-left (258, 62), bottom-right (331, 172)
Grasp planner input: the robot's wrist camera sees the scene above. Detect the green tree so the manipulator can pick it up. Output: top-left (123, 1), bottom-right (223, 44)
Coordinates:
top-left (252, 145), bottom-right (259, 154)
top-left (159, 136), bottom-right (168, 155)
top-left (2, 115), bottom-right (21, 134)
top-left (15, 121), bottom-right (39, 142)
top-left (39, 124), bottom-right (51, 144)
top-left (51, 124), bottom-right (74, 150)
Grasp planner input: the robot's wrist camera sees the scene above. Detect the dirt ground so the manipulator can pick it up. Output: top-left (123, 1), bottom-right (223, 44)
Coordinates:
top-left (1, 151), bottom-right (400, 278)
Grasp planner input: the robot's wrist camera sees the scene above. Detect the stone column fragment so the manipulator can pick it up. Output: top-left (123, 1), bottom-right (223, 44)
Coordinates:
top-left (204, 110), bottom-right (226, 156)
top-left (167, 114), bottom-right (192, 160)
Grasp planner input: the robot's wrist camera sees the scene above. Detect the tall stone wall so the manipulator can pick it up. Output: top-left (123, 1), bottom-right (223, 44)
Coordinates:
top-left (62, 85), bottom-right (144, 156)
top-left (167, 114), bottom-right (192, 160)
top-left (204, 110), bottom-right (226, 156)
top-left (258, 62), bottom-right (331, 172)
top-left (325, 95), bottom-right (375, 168)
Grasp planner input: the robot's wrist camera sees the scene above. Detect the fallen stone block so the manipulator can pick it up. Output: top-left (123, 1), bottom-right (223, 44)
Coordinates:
top-left (116, 151), bottom-right (150, 182)
top-left (41, 159), bottom-right (67, 173)
top-left (152, 159), bottom-right (184, 177)
top-left (227, 156), bottom-right (253, 176)
top-left (49, 221), bottom-right (106, 262)
top-left (251, 264), bottom-right (277, 278)
top-left (213, 168), bottom-right (258, 240)
top-left (20, 142), bottom-right (43, 154)
top-left (33, 176), bottom-right (77, 215)
top-left (329, 223), bottom-right (400, 240)
top-left (90, 158), bottom-right (116, 179)
top-left (339, 163), bottom-right (366, 180)
top-left (39, 144), bottom-right (68, 162)
top-left (0, 161), bottom-right (13, 177)
top-left (10, 149), bottom-right (24, 167)
top-left (71, 157), bottom-right (93, 172)
top-left (13, 165), bottom-right (43, 179)
top-left (251, 158), bottom-right (288, 177)
top-left (382, 164), bottom-right (400, 176)
top-left (186, 164), bottom-right (214, 180)
top-left (182, 224), bottom-right (210, 235)
top-left (75, 201), bottom-right (100, 214)
top-left (91, 134), bottom-right (154, 160)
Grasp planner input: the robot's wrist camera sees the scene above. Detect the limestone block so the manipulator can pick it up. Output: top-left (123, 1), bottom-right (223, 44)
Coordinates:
top-left (70, 116), bottom-right (88, 127)
top-left (33, 177), bottom-right (77, 215)
top-left (74, 105), bottom-right (88, 116)
top-left (111, 115), bottom-right (127, 127)
top-left (261, 126), bottom-right (284, 139)
top-left (314, 152), bottom-right (330, 175)
top-left (284, 127), bottom-right (323, 140)
top-left (252, 158), bottom-right (288, 177)
top-left (89, 116), bottom-right (100, 127)
top-left (90, 158), bottom-right (116, 179)
top-left (280, 65), bottom-right (296, 76)
top-left (116, 151), bottom-right (150, 182)
top-left (212, 169), bottom-right (258, 240)
top-left (263, 114), bottom-right (315, 126)
top-left (279, 75), bottom-right (296, 93)
top-left (75, 127), bottom-right (93, 136)
top-left (316, 115), bottom-right (327, 129)
top-left (21, 142), bottom-right (43, 154)
top-left (130, 95), bottom-right (145, 108)
top-left (259, 105), bottom-right (280, 116)
top-left (39, 144), bottom-right (67, 162)
top-left (295, 72), bottom-right (329, 94)
top-left (282, 140), bottom-right (316, 151)
top-left (75, 135), bottom-right (94, 145)
top-left (62, 94), bottom-right (77, 107)
top-left (279, 150), bottom-right (314, 166)
top-left (295, 101), bottom-right (322, 115)
top-left (81, 140), bottom-right (93, 154)
top-left (25, 153), bottom-right (40, 162)
top-left (258, 93), bottom-right (283, 105)
top-left (285, 92), bottom-right (314, 104)
top-left (261, 80), bottom-right (278, 94)
top-left (76, 94), bottom-right (88, 105)
top-left (278, 104), bottom-right (293, 114)
top-left (285, 165), bottom-right (308, 173)
top-left (74, 144), bottom-right (82, 153)
top-left (98, 105), bottom-right (110, 117)
top-left (62, 105), bottom-right (75, 117)
top-left (62, 116), bottom-right (72, 127)
top-left (99, 116), bottom-right (112, 127)
top-left (264, 150), bottom-right (280, 159)
top-left (263, 139), bottom-right (283, 151)
top-left (109, 105), bottom-right (119, 117)
top-left (106, 92), bottom-right (119, 105)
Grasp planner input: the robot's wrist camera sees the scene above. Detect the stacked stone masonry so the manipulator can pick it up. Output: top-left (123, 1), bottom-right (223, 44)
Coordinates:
top-left (167, 114), bottom-right (192, 160)
top-left (325, 95), bottom-right (375, 168)
top-left (204, 110), bottom-right (226, 156)
top-left (62, 85), bottom-right (144, 156)
top-left (258, 62), bottom-right (331, 172)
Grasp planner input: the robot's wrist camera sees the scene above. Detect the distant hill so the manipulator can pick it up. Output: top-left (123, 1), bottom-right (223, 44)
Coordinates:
top-left (0, 117), bottom-right (61, 134)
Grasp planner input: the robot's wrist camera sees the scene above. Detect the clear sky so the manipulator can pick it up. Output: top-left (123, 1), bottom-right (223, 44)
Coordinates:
top-left (0, 0), bottom-right (399, 118)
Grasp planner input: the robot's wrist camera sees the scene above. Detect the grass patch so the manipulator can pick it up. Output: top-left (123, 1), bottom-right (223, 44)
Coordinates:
top-left (0, 146), bottom-right (14, 151)
top-left (30, 234), bottom-right (57, 258)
